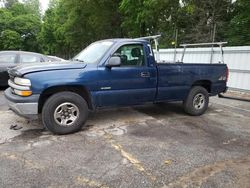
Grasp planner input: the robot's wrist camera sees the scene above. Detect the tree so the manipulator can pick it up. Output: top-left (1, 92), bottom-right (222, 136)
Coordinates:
top-left (1, 0), bottom-right (246, 55)
top-left (8, 2), bottom-right (31, 16)
top-left (227, 0), bottom-right (250, 45)
top-left (2, 0), bottom-right (18, 8)
top-left (119, 0), bottom-right (181, 46)
top-left (38, 7), bottom-right (57, 55)
top-left (0, 8), bottom-right (12, 31)
top-left (39, 0), bottom-right (122, 58)
top-left (181, 0), bottom-right (233, 43)
top-left (22, 0), bottom-right (41, 18)
top-left (119, 0), bottom-right (145, 37)
top-left (0, 29), bottom-right (22, 49)
top-left (0, 1), bottom-right (42, 52)
top-left (60, 0), bottom-right (122, 55)
top-left (8, 14), bottom-right (41, 51)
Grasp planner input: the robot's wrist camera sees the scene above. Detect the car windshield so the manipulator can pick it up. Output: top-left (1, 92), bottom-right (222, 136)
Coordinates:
top-left (73, 41), bottom-right (114, 64)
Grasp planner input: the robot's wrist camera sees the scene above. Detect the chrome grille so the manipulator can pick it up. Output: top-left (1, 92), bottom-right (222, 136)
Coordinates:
top-left (9, 74), bottom-right (14, 82)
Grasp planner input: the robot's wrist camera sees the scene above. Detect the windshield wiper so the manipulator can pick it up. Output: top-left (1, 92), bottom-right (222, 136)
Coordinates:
top-left (73, 59), bottom-right (85, 63)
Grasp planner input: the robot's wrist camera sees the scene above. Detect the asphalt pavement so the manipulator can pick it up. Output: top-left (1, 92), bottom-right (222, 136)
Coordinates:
top-left (0, 89), bottom-right (8, 111)
top-left (0, 91), bottom-right (250, 188)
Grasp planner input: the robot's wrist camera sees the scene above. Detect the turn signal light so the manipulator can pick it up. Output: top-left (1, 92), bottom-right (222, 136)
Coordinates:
top-left (226, 66), bottom-right (229, 82)
top-left (14, 89), bottom-right (32, 97)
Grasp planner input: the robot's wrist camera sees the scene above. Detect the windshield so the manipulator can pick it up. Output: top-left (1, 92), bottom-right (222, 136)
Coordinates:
top-left (73, 41), bottom-right (114, 64)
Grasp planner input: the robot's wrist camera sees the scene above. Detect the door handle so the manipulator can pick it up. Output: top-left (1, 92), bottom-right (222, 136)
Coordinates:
top-left (140, 72), bottom-right (150, 78)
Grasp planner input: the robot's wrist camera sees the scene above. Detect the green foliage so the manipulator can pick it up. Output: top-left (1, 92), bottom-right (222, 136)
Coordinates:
top-left (180, 0), bottom-right (233, 43)
top-left (120, 0), bottom-right (180, 38)
top-left (2, 0), bottom-right (18, 8)
top-left (227, 0), bottom-right (250, 45)
top-left (38, 3), bottom-right (59, 55)
top-left (22, 0), bottom-right (41, 17)
top-left (118, 0), bottom-right (235, 47)
top-left (9, 15), bottom-right (41, 35)
top-left (0, 29), bottom-right (22, 49)
top-left (0, 0), bottom-right (41, 52)
top-left (0, 8), bottom-right (12, 31)
top-left (8, 3), bottom-right (32, 16)
top-left (119, 0), bottom-right (146, 36)
top-left (39, 0), bottom-right (122, 58)
top-left (1, 0), bottom-right (250, 57)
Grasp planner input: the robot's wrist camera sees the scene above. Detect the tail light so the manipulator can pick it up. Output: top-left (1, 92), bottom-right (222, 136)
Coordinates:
top-left (226, 66), bottom-right (229, 82)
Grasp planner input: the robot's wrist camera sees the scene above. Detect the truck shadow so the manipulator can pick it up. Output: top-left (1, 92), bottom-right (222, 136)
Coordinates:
top-left (87, 102), bottom-right (187, 128)
top-left (133, 102), bottom-right (187, 117)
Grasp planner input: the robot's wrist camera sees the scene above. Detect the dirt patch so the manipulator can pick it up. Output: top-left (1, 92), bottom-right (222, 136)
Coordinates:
top-left (223, 90), bottom-right (250, 101)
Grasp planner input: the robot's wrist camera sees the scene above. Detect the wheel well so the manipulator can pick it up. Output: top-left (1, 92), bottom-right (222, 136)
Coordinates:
top-left (38, 85), bottom-right (94, 113)
top-left (192, 80), bottom-right (212, 93)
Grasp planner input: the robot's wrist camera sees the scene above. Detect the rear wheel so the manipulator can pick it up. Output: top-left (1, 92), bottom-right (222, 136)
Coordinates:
top-left (183, 86), bottom-right (209, 116)
top-left (42, 92), bottom-right (89, 135)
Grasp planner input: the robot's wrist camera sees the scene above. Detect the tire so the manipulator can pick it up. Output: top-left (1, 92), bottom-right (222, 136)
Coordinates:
top-left (42, 91), bottom-right (89, 135)
top-left (183, 86), bottom-right (209, 116)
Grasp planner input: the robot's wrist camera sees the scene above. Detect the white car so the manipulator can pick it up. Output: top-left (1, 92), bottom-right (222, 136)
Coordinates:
top-left (47, 56), bottom-right (66, 62)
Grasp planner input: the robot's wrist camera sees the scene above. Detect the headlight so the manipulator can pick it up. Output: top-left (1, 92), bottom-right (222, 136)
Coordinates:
top-left (14, 77), bottom-right (31, 86)
top-left (11, 77), bottom-right (32, 96)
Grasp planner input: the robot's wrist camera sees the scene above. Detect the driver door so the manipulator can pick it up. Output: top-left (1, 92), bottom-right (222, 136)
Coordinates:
top-left (97, 43), bottom-right (157, 107)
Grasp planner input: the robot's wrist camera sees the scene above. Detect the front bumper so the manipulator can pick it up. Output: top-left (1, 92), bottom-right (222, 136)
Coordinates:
top-left (4, 88), bottom-right (40, 119)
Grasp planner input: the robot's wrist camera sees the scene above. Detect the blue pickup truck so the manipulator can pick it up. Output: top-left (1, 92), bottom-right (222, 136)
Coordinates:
top-left (4, 37), bottom-right (228, 134)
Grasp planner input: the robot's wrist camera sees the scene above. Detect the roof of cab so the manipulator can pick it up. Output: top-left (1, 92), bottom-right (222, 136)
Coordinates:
top-left (99, 38), bottom-right (148, 44)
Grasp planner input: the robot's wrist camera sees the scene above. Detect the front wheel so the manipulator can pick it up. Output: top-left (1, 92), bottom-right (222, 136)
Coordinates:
top-left (183, 86), bottom-right (209, 116)
top-left (42, 91), bottom-right (89, 135)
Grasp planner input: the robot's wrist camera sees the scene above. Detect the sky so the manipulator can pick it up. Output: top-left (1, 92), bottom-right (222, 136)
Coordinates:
top-left (40, 0), bottom-right (50, 13)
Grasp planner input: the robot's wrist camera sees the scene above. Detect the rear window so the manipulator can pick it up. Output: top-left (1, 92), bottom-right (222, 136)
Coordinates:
top-left (0, 53), bottom-right (16, 64)
top-left (20, 54), bottom-right (41, 63)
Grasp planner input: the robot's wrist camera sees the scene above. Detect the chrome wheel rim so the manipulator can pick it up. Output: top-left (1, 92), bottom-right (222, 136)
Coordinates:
top-left (54, 102), bottom-right (79, 127)
top-left (193, 93), bottom-right (206, 110)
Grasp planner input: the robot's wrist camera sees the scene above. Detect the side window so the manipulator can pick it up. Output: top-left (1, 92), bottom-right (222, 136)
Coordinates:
top-left (0, 53), bottom-right (16, 64)
top-left (20, 54), bottom-right (40, 63)
top-left (114, 44), bottom-right (145, 66)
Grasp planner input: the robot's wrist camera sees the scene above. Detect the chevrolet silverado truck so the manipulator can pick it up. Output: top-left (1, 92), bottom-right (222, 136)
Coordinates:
top-left (4, 36), bottom-right (228, 134)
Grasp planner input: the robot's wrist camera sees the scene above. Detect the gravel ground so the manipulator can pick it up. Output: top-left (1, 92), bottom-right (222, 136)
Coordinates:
top-left (0, 91), bottom-right (249, 188)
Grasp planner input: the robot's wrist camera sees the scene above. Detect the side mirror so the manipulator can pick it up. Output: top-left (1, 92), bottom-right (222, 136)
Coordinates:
top-left (106, 56), bottom-right (121, 68)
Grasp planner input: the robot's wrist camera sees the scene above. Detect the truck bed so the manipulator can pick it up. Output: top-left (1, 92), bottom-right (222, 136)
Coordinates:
top-left (155, 63), bottom-right (227, 102)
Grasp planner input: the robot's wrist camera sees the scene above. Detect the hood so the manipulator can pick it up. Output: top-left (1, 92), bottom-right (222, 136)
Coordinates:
top-left (8, 61), bottom-right (87, 77)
